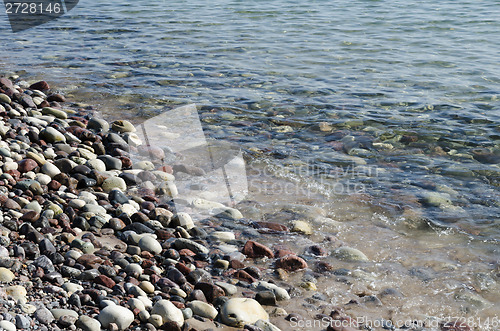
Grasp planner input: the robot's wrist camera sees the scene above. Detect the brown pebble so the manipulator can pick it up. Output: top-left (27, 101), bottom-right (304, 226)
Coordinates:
top-left (141, 251), bottom-right (155, 259)
top-left (233, 270), bottom-right (256, 283)
top-left (229, 259), bottom-right (245, 269)
top-left (17, 158), bottom-right (38, 173)
top-left (242, 240), bottom-right (274, 258)
top-left (275, 255), bottom-right (308, 272)
top-left (187, 289), bottom-right (207, 303)
top-left (48, 180), bottom-right (62, 191)
top-left (254, 221), bottom-right (289, 232)
top-left (77, 254), bottom-right (104, 269)
top-left (20, 210), bottom-right (40, 223)
top-left (178, 249), bottom-right (196, 257)
top-left (29, 80), bottom-right (50, 90)
top-left (95, 275), bottom-right (116, 288)
top-left (175, 263), bottom-right (191, 276)
top-left (194, 282), bottom-right (225, 303)
top-left (3, 198), bottom-right (21, 210)
top-left (47, 94), bottom-right (66, 102)
top-left (275, 249), bottom-right (295, 258)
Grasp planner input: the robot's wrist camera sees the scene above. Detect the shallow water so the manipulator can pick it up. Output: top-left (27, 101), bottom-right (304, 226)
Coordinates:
top-left (1, 0), bottom-right (499, 327)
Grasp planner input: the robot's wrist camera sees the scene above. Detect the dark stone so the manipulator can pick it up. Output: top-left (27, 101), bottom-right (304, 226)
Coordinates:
top-left (189, 227), bottom-right (207, 238)
top-left (187, 289), bottom-right (207, 303)
top-left (94, 275), bottom-right (116, 288)
top-left (254, 221), bottom-right (289, 232)
top-left (97, 155), bottom-right (122, 170)
top-left (47, 94), bottom-right (66, 102)
top-left (19, 94), bottom-right (36, 108)
top-left (20, 210), bottom-right (40, 223)
top-left (187, 269), bottom-right (212, 284)
top-left (54, 158), bottom-right (75, 173)
top-left (233, 270), bottom-right (256, 283)
top-left (306, 245), bottom-right (327, 256)
top-left (255, 291), bottom-right (276, 306)
top-left (109, 189), bottom-right (129, 205)
top-left (48, 180), bottom-right (62, 190)
top-left (61, 266), bottom-right (82, 278)
top-left (124, 222), bottom-right (154, 234)
top-left (34, 255), bottom-right (55, 272)
top-left (39, 238), bottom-right (56, 255)
top-left (194, 282), bottom-right (225, 304)
top-left (68, 293), bottom-right (81, 308)
top-left (131, 212), bottom-right (149, 223)
top-left (89, 216), bottom-right (107, 229)
top-left (72, 165), bottom-right (92, 176)
top-left (73, 216), bottom-right (90, 231)
top-left (92, 142), bottom-right (106, 155)
top-left (167, 268), bottom-right (187, 285)
top-left (29, 81), bottom-right (50, 90)
top-left (163, 249), bottom-right (180, 260)
top-left (119, 172), bottom-right (140, 185)
top-left (108, 218), bottom-right (126, 231)
top-left (77, 177), bottom-right (97, 189)
top-left (21, 241), bottom-right (40, 259)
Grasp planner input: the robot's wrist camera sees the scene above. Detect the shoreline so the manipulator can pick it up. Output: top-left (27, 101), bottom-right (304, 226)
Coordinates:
top-left (0, 74), bottom-right (497, 331)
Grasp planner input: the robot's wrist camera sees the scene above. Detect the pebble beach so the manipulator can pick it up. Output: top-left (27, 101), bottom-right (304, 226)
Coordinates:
top-left (0, 75), bottom-right (356, 331)
top-left (0, 73), bottom-right (498, 331)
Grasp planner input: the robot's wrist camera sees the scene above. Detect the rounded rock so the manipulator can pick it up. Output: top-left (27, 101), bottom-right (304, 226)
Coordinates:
top-left (150, 299), bottom-right (184, 327)
top-left (0, 267), bottom-right (15, 282)
top-left (76, 316), bottom-right (101, 331)
top-left (0, 320), bottom-right (16, 331)
top-left (333, 247), bottom-right (369, 262)
top-left (98, 305), bottom-right (134, 330)
top-left (221, 298), bottom-right (269, 327)
top-left (40, 127), bottom-right (66, 143)
top-left (138, 236), bottom-right (163, 254)
top-left (187, 300), bottom-right (218, 320)
top-left (102, 177), bottom-right (127, 192)
top-left (41, 162), bottom-right (61, 178)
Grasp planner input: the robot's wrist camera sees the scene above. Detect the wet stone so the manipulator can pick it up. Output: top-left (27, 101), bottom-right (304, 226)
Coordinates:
top-left (98, 155), bottom-right (122, 170)
top-left (255, 291), bottom-right (277, 306)
top-left (242, 240), bottom-right (274, 259)
top-left (111, 120), bottom-right (136, 133)
top-left (275, 255), bottom-right (308, 272)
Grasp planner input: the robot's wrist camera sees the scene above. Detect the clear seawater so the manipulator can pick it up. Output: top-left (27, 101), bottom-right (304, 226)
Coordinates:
top-left (1, 0), bottom-right (499, 326)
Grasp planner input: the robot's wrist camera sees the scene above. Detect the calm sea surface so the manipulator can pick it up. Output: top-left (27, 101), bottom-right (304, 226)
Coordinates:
top-left (1, 0), bottom-right (499, 323)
